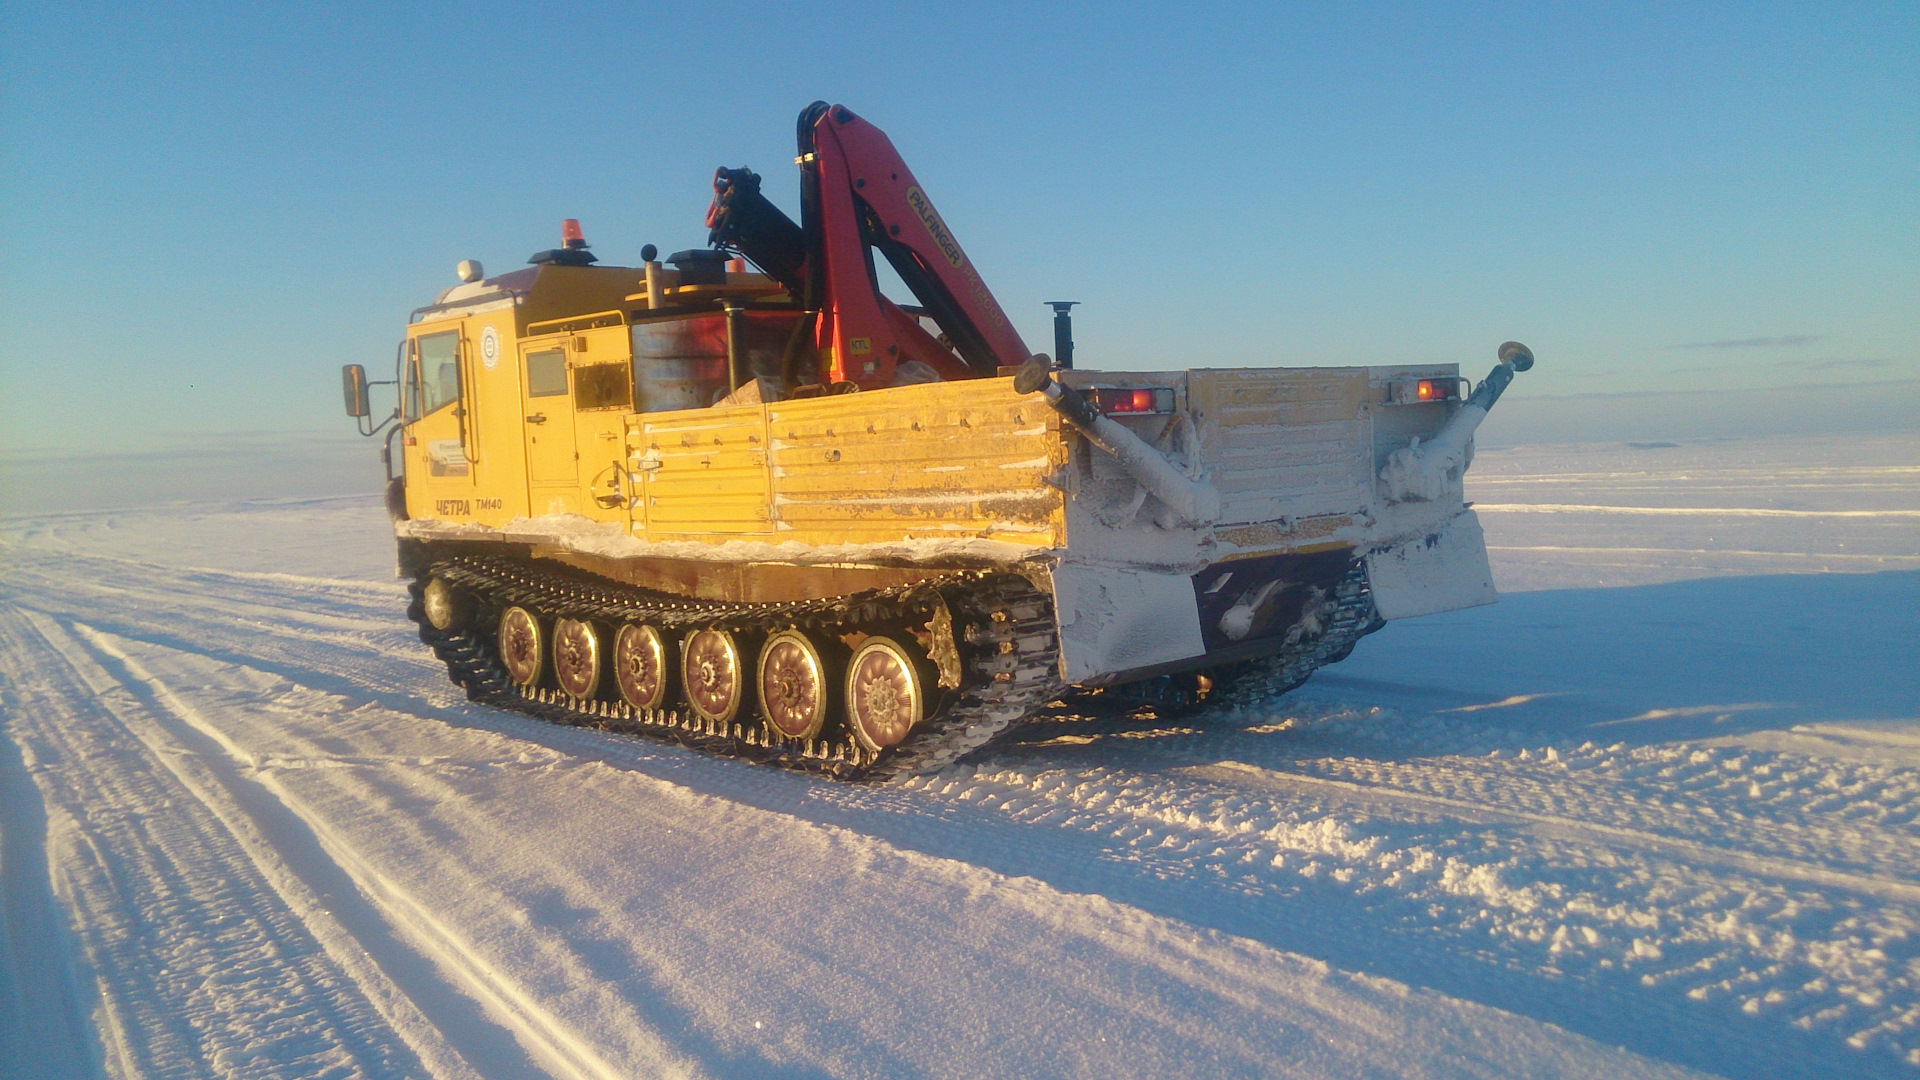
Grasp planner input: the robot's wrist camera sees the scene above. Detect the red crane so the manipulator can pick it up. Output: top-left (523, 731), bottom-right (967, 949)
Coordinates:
top-left (707, 102), bottom-right (1034, 389)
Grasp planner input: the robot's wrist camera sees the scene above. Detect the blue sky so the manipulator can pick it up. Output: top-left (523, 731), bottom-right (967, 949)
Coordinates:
top-left (2, 1), bottom-right (1913, 452)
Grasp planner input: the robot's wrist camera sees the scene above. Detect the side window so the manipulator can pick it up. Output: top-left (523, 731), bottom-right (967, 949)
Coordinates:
top-left (417, 332), bottom-right (461, 414)
top-left (574, 363), bottom-right (632, 410)
top-left (629, 312), bottom-right (803, 413)
top-left (630, 315), bottom-right (727, 412)
top-left (526, 349), bottom-right (569, 397)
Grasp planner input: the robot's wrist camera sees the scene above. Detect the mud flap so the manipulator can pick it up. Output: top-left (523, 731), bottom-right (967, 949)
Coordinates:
top-left (1366, 509), bottom-right (1499, 620)
top-left (1052, 565), bottom-right (1206, 684)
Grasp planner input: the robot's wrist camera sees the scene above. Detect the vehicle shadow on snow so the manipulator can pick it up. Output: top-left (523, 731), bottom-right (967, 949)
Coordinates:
top-left (938, 570), bottom-right (1919, 1080)
top-left (1313, 568), bottom-right (1920, 750)
top-left (766, 570), bottom-right (1910, 1080)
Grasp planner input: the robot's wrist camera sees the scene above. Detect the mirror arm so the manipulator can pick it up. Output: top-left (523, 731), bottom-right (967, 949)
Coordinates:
top-left (353, 381), bottom-right (401, 437)
top-left (358, 405), bottom-right (401, 439)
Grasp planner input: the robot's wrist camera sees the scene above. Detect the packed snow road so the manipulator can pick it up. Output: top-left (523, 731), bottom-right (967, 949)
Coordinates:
top-left (1, 434), bottom-right (1915, 1079)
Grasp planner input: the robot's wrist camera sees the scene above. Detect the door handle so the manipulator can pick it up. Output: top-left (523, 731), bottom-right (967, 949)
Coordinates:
top-left (526, 413), bottom-right (546, 424)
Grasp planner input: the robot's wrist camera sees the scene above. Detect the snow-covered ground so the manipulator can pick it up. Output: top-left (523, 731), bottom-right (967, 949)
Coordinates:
top-left (1, 433), bottom-right (1915, 1079)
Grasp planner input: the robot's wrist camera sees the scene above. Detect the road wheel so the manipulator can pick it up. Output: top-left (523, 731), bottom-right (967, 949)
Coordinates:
top-left (613, 623), bottom-right (672, 710)
top-left (552, 618), bottom-right (602, 700)
top-left (498, 606), bottom-right (543, 688)
top-left (683, 628), bottom-right (747, 726)
top-left (758, 630), bottom-right (831, 741)
top-left (422, 577), bottom-right (464, 631)
top-left (845, 636), bottom-right (925, 753)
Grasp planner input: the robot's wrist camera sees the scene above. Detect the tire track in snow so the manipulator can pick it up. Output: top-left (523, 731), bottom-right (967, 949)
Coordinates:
top-left (921, 715), bottom-right (1920, 1076)
top-left (2, 607), bottom-right (451, 1079)
top-left (1216, 719), bottom-right (1920, 876)
top-left (1051, 702), bottom-right (1920, 881)
top-left (1, 544), bottom-right (733, 797)
top-left (0, 665), bottom-right (105, 1079)
top-left (995, 702), bottom-right (1920, 881)
top-left (50, 615), bottom-right (680, 1080)
top-left (0, 547), bottom-right (748, 804)
top-left (0, 543), bottom-right (409, 637)
top-left (1191, 760), bottom-right (1920, 902)
top-left (1487, 544), bottom-right (1920, 566)
top-left (1, 545), bottom-right (461, 720)
top-left (60, 619), bottom-right (712, 1080)
top-left (42, 620), bottom-right (1715, 1080)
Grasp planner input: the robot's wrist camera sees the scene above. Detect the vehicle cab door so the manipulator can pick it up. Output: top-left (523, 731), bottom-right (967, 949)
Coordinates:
top-left (402, 327), bottom-right (475, 515)
top-left (519, 339), bottom-right (580, 511)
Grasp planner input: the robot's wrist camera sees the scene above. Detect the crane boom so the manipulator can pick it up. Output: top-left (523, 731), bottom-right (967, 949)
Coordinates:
top-left (709, 102), bottom-right (1033, 388)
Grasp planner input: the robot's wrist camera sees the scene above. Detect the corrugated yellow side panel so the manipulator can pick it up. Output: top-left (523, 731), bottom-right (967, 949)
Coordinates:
top-left (634, 405), bottom-right (773, 534)
top-left (767, 380), bottom-right (1064, 546)
top-left (1190, 369), bottom-right (1373, 526)
top-left (621, 379), bottom-right (1065, 546)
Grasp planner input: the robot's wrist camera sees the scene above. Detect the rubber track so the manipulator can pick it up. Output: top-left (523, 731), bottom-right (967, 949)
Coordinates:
top-left (408, 556), bottom-right (1065, 781)
top-left (1211, 560), bottom-right (1386, 708)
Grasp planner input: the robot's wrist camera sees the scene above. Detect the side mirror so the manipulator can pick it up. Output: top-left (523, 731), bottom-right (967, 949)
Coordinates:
top-left (342, 364), bottom-right (370, 418)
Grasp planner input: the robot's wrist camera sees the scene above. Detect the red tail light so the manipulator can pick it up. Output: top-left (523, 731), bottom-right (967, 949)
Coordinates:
top-left (1088, 387), bottom-right (1175, 414)
top-left (1392, 376), bottom-right (1463, 404)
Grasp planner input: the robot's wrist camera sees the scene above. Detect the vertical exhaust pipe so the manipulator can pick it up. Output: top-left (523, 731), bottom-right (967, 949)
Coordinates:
top-left (1047, 301), bottom-right (1078, 370)
top-left (722, 300), bottom-right (748, 391)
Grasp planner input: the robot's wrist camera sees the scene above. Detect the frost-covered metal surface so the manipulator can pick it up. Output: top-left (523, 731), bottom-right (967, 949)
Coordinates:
top-left (1189, 367), bottom-right (1375, 528)
top-left (1378, 350), bottom-right (1528, 507)
top-left (1366, 509), bottom-right (1499, 620)
top-left (1051, 564), bottom-right (1207, 683)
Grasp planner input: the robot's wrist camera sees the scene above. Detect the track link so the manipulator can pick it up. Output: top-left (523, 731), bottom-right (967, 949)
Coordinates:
top-left (1210, 560), bottom-right (1385, 708)
top-left (408, 556), bottom-right (1064, 781)
top-left (1081, 560), bottom-right (1385, 716)
top-left (408, 555), bottom-right (1380, 779)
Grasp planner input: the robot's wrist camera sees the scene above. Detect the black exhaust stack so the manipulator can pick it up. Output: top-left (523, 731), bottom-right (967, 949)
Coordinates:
top-left (1047, 301), bottom-right (1078, 369)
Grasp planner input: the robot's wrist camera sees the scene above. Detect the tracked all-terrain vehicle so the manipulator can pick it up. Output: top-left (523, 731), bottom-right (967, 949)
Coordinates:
top-left (342, 102), bottom-right (1532, 779)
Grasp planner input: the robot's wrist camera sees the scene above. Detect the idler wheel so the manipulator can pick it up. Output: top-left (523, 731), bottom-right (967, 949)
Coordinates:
top-left (683, 628), bottom-right (747, 726)
top-left (758, 630), bottom-right (831, 741)
top-left (845, 636), bottom-right (926, 753)
top-left (498, 606), bottom-right (544, 688)
top-left (612, 623), bottom-right (672, 711)
top-left (552, 618), bottom-right (602, 701)
top-left (421, 577), bottom-right (464, 631)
